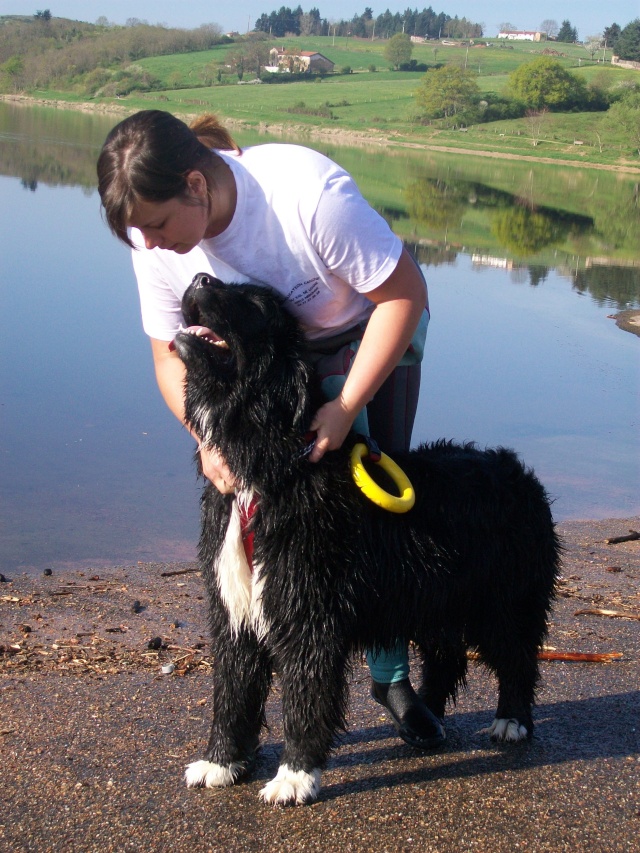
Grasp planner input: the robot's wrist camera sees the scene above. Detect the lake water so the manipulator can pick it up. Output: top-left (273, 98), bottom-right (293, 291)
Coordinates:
top-left (1, 102), bottom-right (638, 575)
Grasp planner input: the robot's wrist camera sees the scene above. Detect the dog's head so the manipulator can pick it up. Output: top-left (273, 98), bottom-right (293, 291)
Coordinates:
top-left (171, 274), bottom-right (318, 484)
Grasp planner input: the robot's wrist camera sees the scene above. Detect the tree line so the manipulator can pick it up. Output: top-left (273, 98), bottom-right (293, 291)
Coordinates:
top-left (0, 13), bottom-right (227, 91)
top-left (254, 6), bottom-right (482, 40)
top-left (605, 19), bottom-right (640, 60)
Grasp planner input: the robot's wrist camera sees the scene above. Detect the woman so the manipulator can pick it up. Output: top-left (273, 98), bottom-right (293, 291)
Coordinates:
top-left (97, 109), bottom-right (444, 749)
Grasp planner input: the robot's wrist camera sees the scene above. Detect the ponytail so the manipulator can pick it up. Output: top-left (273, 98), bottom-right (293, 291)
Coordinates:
top-left (189, 113), bottom-right (241, 154)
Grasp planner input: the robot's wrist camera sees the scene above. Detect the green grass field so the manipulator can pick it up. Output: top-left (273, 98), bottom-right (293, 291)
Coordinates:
top-left (33, 35), bottom-right (640, 167)
top-left (131, 36), bottom-right (621, 83)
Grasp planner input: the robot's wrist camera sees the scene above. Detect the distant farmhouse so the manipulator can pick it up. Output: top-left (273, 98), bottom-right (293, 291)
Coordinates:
top-left (498, 30), bottom-right (546, 42)
top-left (266, 48), bottom-right (335, 74)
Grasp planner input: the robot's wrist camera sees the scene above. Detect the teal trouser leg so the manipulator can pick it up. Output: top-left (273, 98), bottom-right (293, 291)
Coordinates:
top-left (366, 644), bottom-right (410, 684)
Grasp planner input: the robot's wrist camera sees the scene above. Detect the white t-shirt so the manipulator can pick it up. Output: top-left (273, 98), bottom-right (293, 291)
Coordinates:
top-left (132, 143), bottom-right (403, 342)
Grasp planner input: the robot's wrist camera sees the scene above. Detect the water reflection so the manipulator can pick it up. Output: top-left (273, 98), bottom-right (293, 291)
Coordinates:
top-left (0, 101), bottom-right (638, 574)
top-left (0, 101), bottom-right (113, 189)
top-left (405, 176), bottom-right (595, 257)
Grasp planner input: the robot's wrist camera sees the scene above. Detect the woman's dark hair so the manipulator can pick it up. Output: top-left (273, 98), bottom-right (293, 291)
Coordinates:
top-left (97, 110), bottom-right (240, 247)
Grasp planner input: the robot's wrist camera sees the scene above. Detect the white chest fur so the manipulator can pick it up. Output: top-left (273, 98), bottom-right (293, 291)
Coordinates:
top-left (215, 491), bottom-right (267, 638)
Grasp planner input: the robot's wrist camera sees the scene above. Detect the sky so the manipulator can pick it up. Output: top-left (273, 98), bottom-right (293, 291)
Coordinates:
top-left (0, 1), bottom-right (636, 39)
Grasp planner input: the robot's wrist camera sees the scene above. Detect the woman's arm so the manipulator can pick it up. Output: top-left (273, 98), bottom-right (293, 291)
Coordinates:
top-left (308, 248), bottom-right (427, 463)
top-left (150, 338), bottom-right (237, 492)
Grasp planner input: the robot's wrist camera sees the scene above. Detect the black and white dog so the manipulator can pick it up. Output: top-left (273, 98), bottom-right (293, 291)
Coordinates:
top-left (171, 274), bottom-right (560, 806)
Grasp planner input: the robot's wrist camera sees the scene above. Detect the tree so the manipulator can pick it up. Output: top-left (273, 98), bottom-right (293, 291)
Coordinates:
top-left (197, 23), bottom-right (223, 41)
top-left (349, 10), bottom-right (369, 38)
top-left (384, 32), bottom-right (412, 70)
top-left (540, 19), bottom-right (558, 39)
top-left (0, 55), bottom-right (24, 90)
top-left (243, 40), bottom-right (270, 77)
top-left (614, 18), bottom-right (640, 61)
top-left (525, 108), bottom-right (549, 146)
top-left (507, 57), bottom-right (587, 111)
top-left (255, 6), bottom-right (301, 37)
top-left (201, 60), bottom-right (220, 86)
top-left (557, 20), bottom-right (578, 43)
top-left (607, 90), bottom-right (640, 155)
top-left (583, 35), bottom-right (603, 61)
top-left (226, 41), bottom-right (270, 79)
top-left (603, 23), bottom-right (621, 51)
top-left (299, 11), bottom-right (321, 35)
top-left (415, 64), bottom-right (480, 122)
top-left (226, 46), bottom-right (247, 80)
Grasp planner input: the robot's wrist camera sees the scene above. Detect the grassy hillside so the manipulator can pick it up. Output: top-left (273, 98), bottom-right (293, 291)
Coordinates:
top-left (6, 33), bottom-right (640, 167)
top-left (130, 36), bottom-right (620, 83)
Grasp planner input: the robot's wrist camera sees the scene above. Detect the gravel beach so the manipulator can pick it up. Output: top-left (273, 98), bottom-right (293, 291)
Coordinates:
top-left (1, 517), bottom-right (639, 852)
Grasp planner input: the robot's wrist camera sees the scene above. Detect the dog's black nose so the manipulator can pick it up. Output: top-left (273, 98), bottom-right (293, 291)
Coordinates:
top-left (193, 272), bottom-right (215, 289)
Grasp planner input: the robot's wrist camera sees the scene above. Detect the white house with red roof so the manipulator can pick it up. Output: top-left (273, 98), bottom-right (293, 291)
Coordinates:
top-left (267, 48), bottom-right (335, 73)
top-left (498, 30), bottom-right (546, 42)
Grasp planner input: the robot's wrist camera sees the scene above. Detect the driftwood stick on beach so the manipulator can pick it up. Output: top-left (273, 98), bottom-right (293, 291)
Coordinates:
top-left (605, 530), bottom-right (640, 544)
top-left (536, 650), bottom-right (623, 662)
top-left (160, 567), bottom-right (201, 578)
top-left (467, 649), bottom-right (623, 663)
top-left (575, 607), bottom-right (640, 622)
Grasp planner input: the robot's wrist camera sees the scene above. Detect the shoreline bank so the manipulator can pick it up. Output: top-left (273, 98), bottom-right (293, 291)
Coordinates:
top-left (3, 93), bottom-right (640, 175)
top-left (2, 517), bottom-right (638, 676)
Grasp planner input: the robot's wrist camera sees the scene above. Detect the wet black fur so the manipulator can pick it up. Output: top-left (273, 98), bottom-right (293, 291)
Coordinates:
top-left (174, 274), bottom-right (560, 785)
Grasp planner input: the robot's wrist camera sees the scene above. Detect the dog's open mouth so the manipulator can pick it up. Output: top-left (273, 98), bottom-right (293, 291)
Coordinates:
top-left (169, 325), bottom-right (229, 352)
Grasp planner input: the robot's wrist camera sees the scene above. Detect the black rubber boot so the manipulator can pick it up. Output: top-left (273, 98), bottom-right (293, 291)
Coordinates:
top-left (371, 678), bottom-right (446, 750)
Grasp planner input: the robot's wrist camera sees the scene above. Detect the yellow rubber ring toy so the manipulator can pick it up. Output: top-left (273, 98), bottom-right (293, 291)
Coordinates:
top-left (350, 442), bottom-right (415, 513)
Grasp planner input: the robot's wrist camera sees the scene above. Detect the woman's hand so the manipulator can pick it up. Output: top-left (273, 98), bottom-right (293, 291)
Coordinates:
top-left (308, 397), bottom-right (357, 463)
top-left (199, 445), bottom-right (237, 493)
top-left (307, 248), bottom-right (427, 465)
top-left (148, 343), bottom-right (238, 493)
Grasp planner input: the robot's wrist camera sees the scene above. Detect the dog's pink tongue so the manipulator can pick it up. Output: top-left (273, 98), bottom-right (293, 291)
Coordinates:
top-left (168, 325), bottom-right (224, 352)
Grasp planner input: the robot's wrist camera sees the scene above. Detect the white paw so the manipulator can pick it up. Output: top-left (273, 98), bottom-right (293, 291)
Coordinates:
top-left (184, 759), bottom-right (245, 788)
top-left (259, 764), bottom-right (321, 806)
top-left (484, 718), bottom-right (529, 742)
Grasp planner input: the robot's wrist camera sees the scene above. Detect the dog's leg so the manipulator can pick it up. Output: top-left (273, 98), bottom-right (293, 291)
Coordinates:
top-left (479, 643), bottom-right (539, 742)
top-left (185, 628), bottom-right (272, 789)
top-left (259, 764), bottom-right (322, 807)
top-left (259, 647), bottom-right (349, 806)
top-left (479, 577), bottom-right (554, 743)
top-left (419, 643), bottom-right (468, 721)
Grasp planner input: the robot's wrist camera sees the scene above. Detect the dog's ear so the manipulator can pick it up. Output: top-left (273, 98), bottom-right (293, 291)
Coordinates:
top-left (230, 288), bottom-right (296, 367)
top-left (233, 289), bottom-right (315, 432)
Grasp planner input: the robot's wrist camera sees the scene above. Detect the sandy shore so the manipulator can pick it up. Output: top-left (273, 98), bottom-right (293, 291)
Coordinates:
top-left (1, 517), bottom-right (639, 850)
top-left (1, 517), bottom-right (638, 679)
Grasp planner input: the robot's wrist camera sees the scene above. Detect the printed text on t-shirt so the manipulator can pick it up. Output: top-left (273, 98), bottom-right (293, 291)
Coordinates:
top-left (287, 277), bottom-right (321, 307)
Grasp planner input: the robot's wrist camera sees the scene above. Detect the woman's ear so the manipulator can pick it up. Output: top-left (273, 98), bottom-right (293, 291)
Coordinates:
top-left (185, 170), bottom-right (208, 200)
